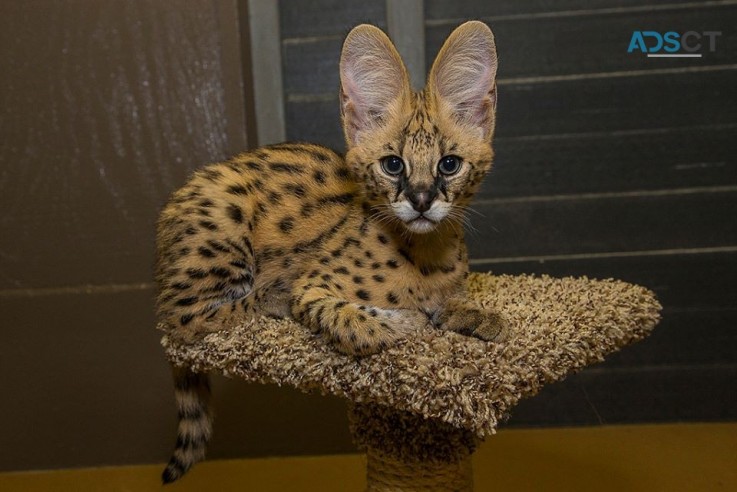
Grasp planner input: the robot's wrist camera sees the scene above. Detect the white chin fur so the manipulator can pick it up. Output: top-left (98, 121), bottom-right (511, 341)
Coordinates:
top-left (391, 200), bottom-right (451, 234)
top-left (405, 218), bottom-right (437, 233)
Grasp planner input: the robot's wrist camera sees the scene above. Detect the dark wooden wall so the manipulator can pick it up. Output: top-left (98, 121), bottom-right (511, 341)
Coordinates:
top-left (281, 0), bottom-right (737, 426)
top-left (1, 0), bottom-right (734, 474)
top-left (0, 0), bottom-right (244, 472)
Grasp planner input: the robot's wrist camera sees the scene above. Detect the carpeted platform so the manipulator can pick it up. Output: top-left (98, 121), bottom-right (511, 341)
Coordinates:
top-left (161, 272), bottom-right (661, 437)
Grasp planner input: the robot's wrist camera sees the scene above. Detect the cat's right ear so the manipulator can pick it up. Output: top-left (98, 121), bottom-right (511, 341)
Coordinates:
top-left (340, 25), bottom-right (411, 147)
top-left (427, 21), bottom-right (499, 140)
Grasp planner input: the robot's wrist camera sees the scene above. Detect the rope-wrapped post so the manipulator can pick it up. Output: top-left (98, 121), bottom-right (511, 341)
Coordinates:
top-left (349, 403), bottom-right (479, 491)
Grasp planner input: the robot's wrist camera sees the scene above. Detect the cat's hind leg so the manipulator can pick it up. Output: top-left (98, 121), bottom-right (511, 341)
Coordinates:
top-left (155, 191), bottom-right (256, 340)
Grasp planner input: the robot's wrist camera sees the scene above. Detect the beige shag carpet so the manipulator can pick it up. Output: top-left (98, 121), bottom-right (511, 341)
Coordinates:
top-left (161, 273), bottom-right (661, 436)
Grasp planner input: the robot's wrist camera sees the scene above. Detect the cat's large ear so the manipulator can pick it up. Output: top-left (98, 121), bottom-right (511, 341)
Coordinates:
top-left (427, 21), bottom-right (498, 139)
top-left (340, 25), bottom-right (411, 147)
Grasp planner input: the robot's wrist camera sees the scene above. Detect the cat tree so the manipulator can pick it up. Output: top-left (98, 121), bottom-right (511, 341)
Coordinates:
top-left (161, 272), bottom-right (661, 491)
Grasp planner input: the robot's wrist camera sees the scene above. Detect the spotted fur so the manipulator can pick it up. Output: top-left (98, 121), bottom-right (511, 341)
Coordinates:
top-left (157, 21), bottom-right (506, 483)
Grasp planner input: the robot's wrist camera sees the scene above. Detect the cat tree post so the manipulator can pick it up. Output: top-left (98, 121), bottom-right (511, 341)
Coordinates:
top-left (161, 273), bottom-right (661, 491)
top-left (349, 403), bottom-right (476, 491)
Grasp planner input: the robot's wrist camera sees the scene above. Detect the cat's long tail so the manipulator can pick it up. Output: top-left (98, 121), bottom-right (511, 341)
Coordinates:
top-left (162, 366), bottom-right (213, 484)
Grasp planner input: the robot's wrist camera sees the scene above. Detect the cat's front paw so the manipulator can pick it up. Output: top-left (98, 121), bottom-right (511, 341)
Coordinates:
top-left (437, 307), bottom-right (509, 343)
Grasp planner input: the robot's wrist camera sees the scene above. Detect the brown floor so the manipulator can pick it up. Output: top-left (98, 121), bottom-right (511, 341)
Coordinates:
top-left (1, 423), bottom-right (735, 491)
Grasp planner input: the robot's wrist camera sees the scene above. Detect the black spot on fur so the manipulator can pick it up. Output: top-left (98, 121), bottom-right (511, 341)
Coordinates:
top-left (229, 259), bottom-right (248, 269)
top-left (209, 267), bottom-right (231, 278)
top-left (268, 191), bottom-right (282, 204)
top-left (344, 237), bottom-right (361, 248)
top-left (398, 249), bottom-right (414, 265)
top-left (377, 234), bottom-right (388, 244)
top-left (284, 183), bottom-right (306, 198)
top-left (242, 236), bottom-right (255, 256)
top-left (270, 162), bottom-right (304, 174)
top-left (372, 274), bottom-right (385, 283)
top-left (387, 292), bottom-right (399, 304)
top-left (318, 193), bottom-right (354, 206)
top-left (279, 217), bottom-right (294, 233)
top-left (207, 240), bottom-right (230, 253)
top-left (386, 260), bottom-right (399, 269)
top-left (186, 268), bottom-right (208, 279)
top-left (335, 167), bottom-right (351, 180)
top-left (301, 203), bottom-right (316, 217)
top-left (309, 149), bottom-right (332, 162)
top-left (227, 204), bottom-right (243, 224)
top-left (356, 290), bottom-right (370, 301)
top-left (227, 184), bottom-right (248, 195)
top-left (313, 170), bottom-right (326, 184)
top-left (199, 220), bottom-right (218, 231)
top-left (175, 296), bottom-right (197, 306)
top-left (198, 247), bottom-right (215, 258)
top-left (200, 168), bottom-right (223, 181)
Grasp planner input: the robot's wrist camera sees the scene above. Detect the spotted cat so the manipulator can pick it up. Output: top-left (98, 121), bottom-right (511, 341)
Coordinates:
top-left (158, 21), bottom-right (505, 483)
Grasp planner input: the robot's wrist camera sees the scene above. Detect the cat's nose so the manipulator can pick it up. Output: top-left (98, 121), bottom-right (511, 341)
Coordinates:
top-left (407, 190), bottom-right (436, 213)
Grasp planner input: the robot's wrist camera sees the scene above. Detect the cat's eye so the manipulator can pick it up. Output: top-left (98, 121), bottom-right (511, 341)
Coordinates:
top-left (438, 155), bottom-right (461, 175)
top-left (380, 156), bottom-right (405, 176)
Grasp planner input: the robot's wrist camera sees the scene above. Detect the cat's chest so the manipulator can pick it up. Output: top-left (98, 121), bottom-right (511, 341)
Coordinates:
top-left (390, 259), bottom-right (466, 311)
top-left (317, 223), bottom-right (466, 310)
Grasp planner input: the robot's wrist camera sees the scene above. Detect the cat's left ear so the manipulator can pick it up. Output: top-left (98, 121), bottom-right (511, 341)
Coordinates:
top-left (427, 21), bottom-right (499, 139)
top-left (340, 25), bottom-right (412, 147)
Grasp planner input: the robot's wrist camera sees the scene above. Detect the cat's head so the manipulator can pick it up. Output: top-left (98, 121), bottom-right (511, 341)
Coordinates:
top-left (340, 21), bottom-right (498, 234)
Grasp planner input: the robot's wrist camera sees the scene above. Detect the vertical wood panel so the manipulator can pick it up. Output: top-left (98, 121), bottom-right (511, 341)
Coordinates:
top-left (386, 0), bottom-right (426, 88)
top-left (248, 0), bottom-right (286, 145)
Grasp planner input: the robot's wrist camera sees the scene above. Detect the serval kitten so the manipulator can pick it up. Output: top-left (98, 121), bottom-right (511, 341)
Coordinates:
top-left (158, 21), bottom-right (504, 483)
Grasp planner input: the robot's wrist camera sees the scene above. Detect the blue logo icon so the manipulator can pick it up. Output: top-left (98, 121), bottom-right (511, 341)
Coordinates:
top-left (628, 31), bottom-right (721, 58)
